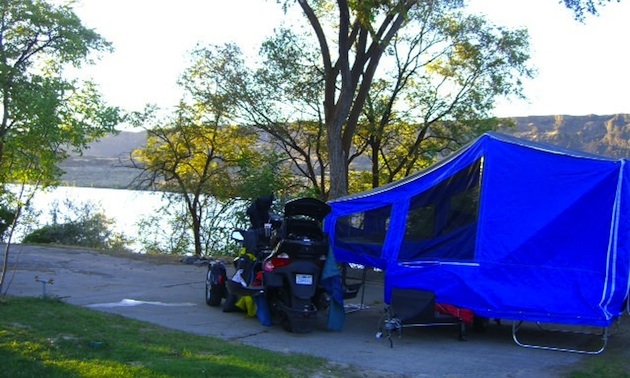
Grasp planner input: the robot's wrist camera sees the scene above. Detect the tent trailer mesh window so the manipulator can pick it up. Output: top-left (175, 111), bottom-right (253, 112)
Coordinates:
top-left (399, 159), bottom-right (482, 262)
top-left (404, 204), bottom-right (435, 241)
top-left (334, 204), bottom-right (392, 258)
top-left (442, 186), bottom-right (480, 236)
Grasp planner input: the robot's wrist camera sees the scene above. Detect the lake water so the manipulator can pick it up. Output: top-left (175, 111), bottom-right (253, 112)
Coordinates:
top-left (10, 186), bottom-right (168, 252)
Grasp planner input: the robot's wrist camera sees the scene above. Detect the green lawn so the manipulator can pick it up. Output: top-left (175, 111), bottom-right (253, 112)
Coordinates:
top-left (0, 297), bottom-right (350, 378)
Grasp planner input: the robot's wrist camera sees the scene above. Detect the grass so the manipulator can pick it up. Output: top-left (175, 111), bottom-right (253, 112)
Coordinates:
top-left (565, 315), bottom-right (630, 378)
top-left (566, 330), bottom-right (630, 378)
top-left (0, 296), bottom-right (350, 378)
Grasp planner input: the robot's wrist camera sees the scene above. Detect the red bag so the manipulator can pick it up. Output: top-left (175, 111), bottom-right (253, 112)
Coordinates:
top-left (435, 303), bottom-right (474, 324)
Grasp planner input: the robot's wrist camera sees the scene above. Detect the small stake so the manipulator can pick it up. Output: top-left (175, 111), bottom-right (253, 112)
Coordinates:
top-left (34, 276), bottom-right (54, 298)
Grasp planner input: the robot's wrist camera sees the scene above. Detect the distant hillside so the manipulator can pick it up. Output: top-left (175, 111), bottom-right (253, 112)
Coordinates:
top-left (77, 115), bottom-right (630, 160)
top-left (60, 114), bottom-right (630, 188)
top-left (501, 114), bottom-right (630, 158)
top-left (60, 131), bottom-right (147, 188)
top-left (82, 131), bottom-right (147, 158)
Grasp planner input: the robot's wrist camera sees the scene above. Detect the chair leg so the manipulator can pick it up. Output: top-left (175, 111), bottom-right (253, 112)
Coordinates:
top-left (458, 320), bottom-right (467, 341)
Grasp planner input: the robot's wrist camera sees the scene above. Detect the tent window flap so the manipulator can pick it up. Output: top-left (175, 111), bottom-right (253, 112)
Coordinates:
top-left (399, 159), bottom-right (482, 262)
top-left (334, 204), bottom-right (392, 259)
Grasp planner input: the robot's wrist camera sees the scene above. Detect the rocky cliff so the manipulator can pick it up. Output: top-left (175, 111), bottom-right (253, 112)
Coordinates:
top-left (501, 114), bottom-right (630, 158)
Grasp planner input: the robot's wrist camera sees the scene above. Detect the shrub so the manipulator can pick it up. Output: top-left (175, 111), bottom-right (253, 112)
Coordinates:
top-left (0, 204), bottom-right (16, 242)
top-left (22, 199), bottom-right (129, 251)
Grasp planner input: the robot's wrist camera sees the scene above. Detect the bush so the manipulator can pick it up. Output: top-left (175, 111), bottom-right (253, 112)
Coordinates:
top-left (22, 199), bottom-right (129, 251)
top-left (0, 204), bottom-right (16, 242)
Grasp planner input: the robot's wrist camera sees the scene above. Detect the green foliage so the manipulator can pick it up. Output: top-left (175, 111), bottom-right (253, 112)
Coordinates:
top-left (234, 149), bottom-right (295, 200)
top-left (347, 4), bottom-right (531, 191)
top-left (0, 197), bottom-right (16, 242)
top-left (226, 1), bottom-right (532, 198)
top-left (134, 197), bottom-right (243, 257)
top-left (0, 0), bottom-right (122, 188)
top-left (233, 29), bottom-right (333, 199)
top-left (21, 199), bottom-right (129, 251)
top-left (135, 213), bottom-right (191, 255)
top-left (130, 43), bottom-right (299, 256)
top-left (131, 115), bottom-right (285, 256)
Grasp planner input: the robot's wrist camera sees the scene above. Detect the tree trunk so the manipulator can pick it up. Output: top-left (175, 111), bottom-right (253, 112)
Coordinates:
top-left (327, 120), bottom-right (348, 200)
top-left (0, 206), bottom-right (21, 297)
top-left (191, 204), bottom-right (203, 258)
top-left (371, 136), bottom-right (380, 189)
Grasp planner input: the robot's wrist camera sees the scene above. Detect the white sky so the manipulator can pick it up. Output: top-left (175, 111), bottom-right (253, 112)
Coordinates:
top-left (70, 0), bottom-right (630, 119)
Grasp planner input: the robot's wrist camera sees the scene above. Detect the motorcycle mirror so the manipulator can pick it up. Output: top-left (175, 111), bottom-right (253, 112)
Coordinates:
top-left (231, 230), bottom-right (245, 242)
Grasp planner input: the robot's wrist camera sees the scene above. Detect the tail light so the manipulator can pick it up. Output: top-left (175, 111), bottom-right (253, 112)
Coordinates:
top-left (264, 252), bottom-right (291, 271)
top-left (317, 253), bottom-right (326, 267)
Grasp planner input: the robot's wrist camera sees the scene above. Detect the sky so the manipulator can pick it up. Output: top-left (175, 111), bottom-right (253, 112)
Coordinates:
top-left (69, 0), bottom-right (630, 119)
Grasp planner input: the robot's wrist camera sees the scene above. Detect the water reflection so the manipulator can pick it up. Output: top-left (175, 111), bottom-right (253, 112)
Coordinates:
top-left (10, 185), bottom-right (167, 251)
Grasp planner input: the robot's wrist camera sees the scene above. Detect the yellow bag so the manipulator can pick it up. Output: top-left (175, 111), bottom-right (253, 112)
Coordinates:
top-left (235, 296), bottom-right (257, 317)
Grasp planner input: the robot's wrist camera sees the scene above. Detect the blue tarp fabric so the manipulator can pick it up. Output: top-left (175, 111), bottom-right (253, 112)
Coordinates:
top-left (321, 245), bottom-right (345, 331)
top-left (325, 132), bottom-right (630, 327)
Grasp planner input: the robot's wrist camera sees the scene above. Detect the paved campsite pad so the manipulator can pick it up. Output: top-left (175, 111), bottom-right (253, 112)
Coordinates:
top-left (6, 245), bottom-right (630, 377)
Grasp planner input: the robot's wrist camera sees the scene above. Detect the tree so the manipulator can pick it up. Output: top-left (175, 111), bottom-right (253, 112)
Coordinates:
top-left (131, 45), bottom-right (294, 256)
top-left (561, 0), bottom-right (621, 20)
top-left (0, 0), bottom-right (121, 295)
top-left (234, 2), bottom-right (528, 197)
top-left (234, 29), bottom-right (331, 199)
top-left (282, 0), bottom-right (622, 199)
top-left (288, 0), bottom-right (431, 199)
top-left (0, 0), bottom-right (121, 180)
top-left (351, 5), bottom-right (532, 189)
top-left (179, 42), bottom-right (317, 198)
top-left (132, 111), bottom-right (286, 257)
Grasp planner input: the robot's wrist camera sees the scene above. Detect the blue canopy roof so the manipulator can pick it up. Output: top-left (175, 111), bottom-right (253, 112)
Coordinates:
top-left (325, 132), bottom-right (630, 326)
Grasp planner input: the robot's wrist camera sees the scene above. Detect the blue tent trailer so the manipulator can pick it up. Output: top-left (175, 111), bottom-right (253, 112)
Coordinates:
top-left (325, 132), bottom-right (630, 353)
